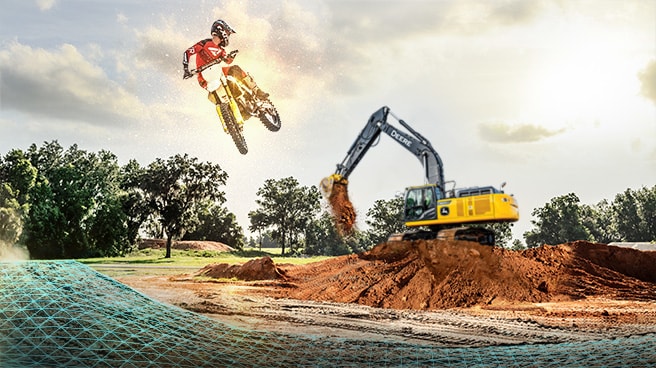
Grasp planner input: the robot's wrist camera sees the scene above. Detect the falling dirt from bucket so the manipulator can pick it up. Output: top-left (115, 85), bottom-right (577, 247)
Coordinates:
top-left (328, 182), bottom-right (356, 236)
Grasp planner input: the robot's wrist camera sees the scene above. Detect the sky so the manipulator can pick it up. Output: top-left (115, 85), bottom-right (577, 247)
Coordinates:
top-left (1, 0), bottom-right (655, 244)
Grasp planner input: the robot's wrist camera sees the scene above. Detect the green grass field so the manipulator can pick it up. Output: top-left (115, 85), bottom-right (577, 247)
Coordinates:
top-left (78, 247), bottom-right (332, 268)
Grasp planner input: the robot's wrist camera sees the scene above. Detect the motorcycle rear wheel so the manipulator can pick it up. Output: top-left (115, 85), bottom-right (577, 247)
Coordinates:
top-left (258, 102), bottom-right (282, 132)
top-left (218, 103), bottom-right (248, 154)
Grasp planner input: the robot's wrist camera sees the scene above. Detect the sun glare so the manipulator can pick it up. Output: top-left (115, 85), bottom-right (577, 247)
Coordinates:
top-left (524, 23), bottom-right (643, 132)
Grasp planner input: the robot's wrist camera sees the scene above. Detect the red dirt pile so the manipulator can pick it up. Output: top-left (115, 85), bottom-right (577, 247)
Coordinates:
top-left (327, 182), bottom-right (356, 236)
top-left (271, 240), bottom-right (656, 309)
top-left (196, 256), bottom-right (287, 281)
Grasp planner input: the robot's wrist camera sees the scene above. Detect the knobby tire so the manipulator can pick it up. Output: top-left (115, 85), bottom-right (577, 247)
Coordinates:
top-left (258, 101), bottom-right (282, 132)
top-left (218, 103), bottom-right (248, 154)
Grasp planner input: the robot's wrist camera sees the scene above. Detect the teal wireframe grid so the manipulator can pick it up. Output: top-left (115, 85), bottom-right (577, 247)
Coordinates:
top-left (1, 260), bottom-right (654, 367)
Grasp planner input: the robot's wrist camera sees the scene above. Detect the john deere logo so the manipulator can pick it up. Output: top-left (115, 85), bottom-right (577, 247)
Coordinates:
top-left (440, 207), bottom-right (449, 216)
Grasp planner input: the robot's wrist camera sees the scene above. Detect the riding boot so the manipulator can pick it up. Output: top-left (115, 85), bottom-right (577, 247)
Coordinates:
top-left (242, 74), bottom-right (269, 99)
top-left (253, 87), bottom-right (270, 99)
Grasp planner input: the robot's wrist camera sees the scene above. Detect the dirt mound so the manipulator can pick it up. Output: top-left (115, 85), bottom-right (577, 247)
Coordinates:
top-left (138, 239), bottom-right (234, 252)
top-left (327, 182), bottom-right (356, 235)
top-left (195, 256), bottom-right (287, 281)
top-left (271, 240), bottom-right (656, 309)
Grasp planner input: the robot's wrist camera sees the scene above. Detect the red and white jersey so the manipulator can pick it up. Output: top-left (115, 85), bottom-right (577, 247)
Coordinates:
top-left (183, 39), bottom-right (231, 88)
top-left (183, 38), bottom-right (226, 70)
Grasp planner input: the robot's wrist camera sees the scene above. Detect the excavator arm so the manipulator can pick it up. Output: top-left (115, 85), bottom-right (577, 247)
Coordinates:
top-left (323, 106), bottom-right (445, 196)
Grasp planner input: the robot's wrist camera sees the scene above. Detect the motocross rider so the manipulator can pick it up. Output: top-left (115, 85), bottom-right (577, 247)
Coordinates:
top-left (182, 19), bottom-right (269, 99)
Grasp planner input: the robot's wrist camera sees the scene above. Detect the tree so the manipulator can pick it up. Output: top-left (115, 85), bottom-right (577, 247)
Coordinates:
top-left (248, 211), bottom-right (268, 250)
top-left (22, 142), bottom-right (129, 258)
top-left (364, 195), bottom-right (406, 245)
top-left (0, 149), bottom-right (37, 206)
top-left (0, 150), bottom-right (36, 246)
top-left (305, 211), bottom-right (372, 256)
top-left (510, 239), bottom-right (525, 251)
top-left (485, 222), bottom-right (513, 248)
top-left (637, 185), bottom-right (656, 241)
top-left (523, 193), bottom-right (592, 248)
top-left (183, 203), bottom-right (244, 250)
top-left (119, 159), bottom-right (152, 247)
top-left (612, 186), bottom-right (656, 242)
top-left (580, 199), bottom-right (619, 244)
top-left (139, 154), bottom-right (228, 258)
top-left (248, 177), bottom-right (320, 255)
top-left (612, 188), bottom-right (644, 241)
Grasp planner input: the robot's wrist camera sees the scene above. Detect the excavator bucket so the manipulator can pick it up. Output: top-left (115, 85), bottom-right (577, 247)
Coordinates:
top-left (321, 174), bottom-right (356, 236)
top-left (319, 176), bottom-right (336, 199)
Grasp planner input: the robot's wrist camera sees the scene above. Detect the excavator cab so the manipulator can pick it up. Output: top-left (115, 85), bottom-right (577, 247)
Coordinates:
top-left (404, 185), bottom-right (437, 222)
top-left (404, 184), bottom-right (519, 228)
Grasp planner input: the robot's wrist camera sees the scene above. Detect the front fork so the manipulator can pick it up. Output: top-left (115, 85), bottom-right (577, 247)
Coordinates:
top-left (208, 78), bottom-right (245, 133)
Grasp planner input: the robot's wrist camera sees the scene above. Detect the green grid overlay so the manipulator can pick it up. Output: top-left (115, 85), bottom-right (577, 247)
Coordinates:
top-left (1, 260), bottom-right (654, 367)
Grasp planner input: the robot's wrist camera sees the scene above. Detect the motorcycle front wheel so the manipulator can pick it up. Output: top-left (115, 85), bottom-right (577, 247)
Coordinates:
top-left (258, 101), bottom-right (282, 132)
top-left (217, 103), bottom-right (248, 154)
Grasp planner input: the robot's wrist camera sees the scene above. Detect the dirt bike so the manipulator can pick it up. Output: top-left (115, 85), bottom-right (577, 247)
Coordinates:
top-left (187, 50), bottom-right (281, 154)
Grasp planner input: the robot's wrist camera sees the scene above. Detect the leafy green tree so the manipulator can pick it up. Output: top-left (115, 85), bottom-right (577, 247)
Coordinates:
top-left (305, 211), bottom-right (353, 256)
top-left (139, 154), bottom-right (228, 258)
top-left (254, 231), bottom-right (279, 249)
top-left (612, 188), bottom-right (643, 241)
top-left (364, 195), bottom-right (406, 245)
top-left (183, 203), bottom-right (244, 250)
top-left (510, 239), bottom-right (525, 251)
top-left (613, 186), bottom-right (656, 241)
top-left (523, 193), bottom-right (592, 248)
top-left (119, 159), bottom-right (152, 246)
top-left (248, 177), bottom-right (320, 255)
top-left (638, 185), bottom-right (656, 241)
top-left (580, 199), bottom-right (619, 244)
top-left (485, 222), bottom-right (513, 248)
top-left (22, 181), bottom-right (64, 258)
top-left (0, 149), bottom-right (37, 206)
top-left (248, 211), bottom-right (267, 250)
top-left (305, 211), bottom-right (373, 256)
top-left (0, 150), bottom-right (36, 246)
top-left (22, 142), bottom-right (129, 258)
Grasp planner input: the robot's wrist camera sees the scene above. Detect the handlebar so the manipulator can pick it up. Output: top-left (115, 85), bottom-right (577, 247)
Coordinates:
top-left (188, 49), bottom-right (239, 76)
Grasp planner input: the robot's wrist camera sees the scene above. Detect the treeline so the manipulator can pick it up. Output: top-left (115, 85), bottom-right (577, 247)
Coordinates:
top-left (523, 189), bottom-right (656, 248)
top-left (1, 142), bottom-right (653, 259)
top-left (0, 142), bottom-right (387, 259)
top-left (0, 141), bottom-right (240, 259)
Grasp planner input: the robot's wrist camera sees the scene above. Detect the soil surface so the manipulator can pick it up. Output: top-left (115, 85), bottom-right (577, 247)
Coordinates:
top-left (117, 240), bottom-right (656, 346)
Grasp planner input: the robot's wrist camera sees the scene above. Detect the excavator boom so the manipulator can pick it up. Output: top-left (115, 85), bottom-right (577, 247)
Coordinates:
top-left (332, 106), bottom-right (445, 193)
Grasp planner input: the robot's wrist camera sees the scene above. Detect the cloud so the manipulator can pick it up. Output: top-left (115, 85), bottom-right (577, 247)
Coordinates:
top-left (117, 13), bottom-right (128, 24)
top-left (0, 42), bottom-right (146, 126)
top-left (478, 121), bottom-right (566, 143)
top-left (133, 17), bottom-right (189, 75)
top-left (36, 0), bottom-right (55, 11)
top-left (638, 59), bottom-right (656, 106)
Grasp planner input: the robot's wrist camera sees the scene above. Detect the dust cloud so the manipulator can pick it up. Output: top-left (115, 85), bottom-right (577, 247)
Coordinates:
top-left (0, 241), bottom-right (30, 261)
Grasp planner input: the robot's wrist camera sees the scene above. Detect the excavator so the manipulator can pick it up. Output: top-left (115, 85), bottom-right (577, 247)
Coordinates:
top-left (320, 106), bottom-right (519, 245)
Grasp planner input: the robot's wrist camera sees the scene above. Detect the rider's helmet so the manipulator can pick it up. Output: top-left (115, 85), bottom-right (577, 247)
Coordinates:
top-left (211, 19), bottom-right (236, 47)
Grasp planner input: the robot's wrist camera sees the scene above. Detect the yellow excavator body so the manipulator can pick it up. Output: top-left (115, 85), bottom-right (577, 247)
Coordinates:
top-left (404, 186), bottom-right (519, 228)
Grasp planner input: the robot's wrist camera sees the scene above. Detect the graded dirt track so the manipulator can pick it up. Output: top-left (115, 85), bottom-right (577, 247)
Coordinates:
top-left (117, 240), bottom-right (656, 347)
